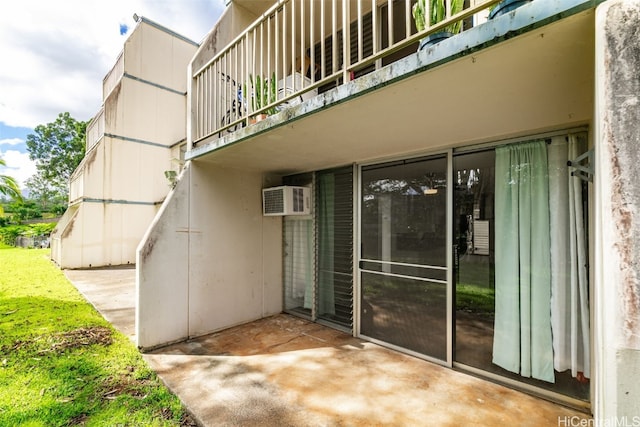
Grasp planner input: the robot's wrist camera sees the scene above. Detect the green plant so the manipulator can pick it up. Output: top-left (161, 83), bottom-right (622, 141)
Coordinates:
top-left (412, 0), bottom-right (465, 35)
top-left (8, 200), bottom-right (42, 221)
top-left (246, 73), bottom-right (277, 116)
top-left (0, 222), bottom-right (56, 246)
top-left (50, 204), bottom-right (68, 216)
top-left (0, 157), bottom-right (22, 201)
top-left (0, 248), bottom-right (188, 425)
top-left (28, 222), bottom-right (56, 236)
top-left (0, 225), bottom-right (27, 245)
top-left (164, 170), bottom-right (178, 188)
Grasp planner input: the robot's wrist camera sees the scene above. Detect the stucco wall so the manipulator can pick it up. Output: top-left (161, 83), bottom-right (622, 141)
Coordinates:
top-left (75, 137), bottom-right (165, 203)
top-left (137, 164), bottom-right (191, 348)
top-left (137, 162), bottom-right (283, 349)
top-left (187, 162), bottom-right (282, 338)
top-left (595, 0), bottom-right (640, 420)
top-left (191, 4), bottom-right (261, 74)
top-left (105, 78), bottom-right (187, 149)
top-left (124, 20), bottom-right (196, 93)
top-left (53, 201), bottom-right (157, 269)
top-left (50, 204), bottom-right (79, 267)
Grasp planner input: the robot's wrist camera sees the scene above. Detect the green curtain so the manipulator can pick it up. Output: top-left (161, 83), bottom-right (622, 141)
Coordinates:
top-left (317, 173), bottom-right (336, 316)
top-left (493, 140), bottom-right (555, 383)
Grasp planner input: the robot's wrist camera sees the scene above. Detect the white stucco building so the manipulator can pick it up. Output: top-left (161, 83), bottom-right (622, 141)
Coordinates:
top-left (51, 17), bottom-right (198, 269)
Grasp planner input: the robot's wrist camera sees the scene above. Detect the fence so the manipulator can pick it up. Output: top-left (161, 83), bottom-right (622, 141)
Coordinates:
top-left (192, 0), bottom-right (502, 143)
top-left (15, 235), bottom-right (51, 249)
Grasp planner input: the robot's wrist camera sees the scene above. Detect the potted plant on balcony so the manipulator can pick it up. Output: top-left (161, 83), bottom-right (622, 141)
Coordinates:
top-left (246, 73), bottom-right (277, 122)
top-left (488, 0), bottom-right (532, 19)
top-left (413, 0), bottom-right (465, 50)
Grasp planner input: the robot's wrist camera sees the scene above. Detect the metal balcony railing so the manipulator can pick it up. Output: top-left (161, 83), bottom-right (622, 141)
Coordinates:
top-left (69, 172), bottom-right (84, 204)
top-left (85, 108), bottom-right (105, 152)
top-left (192, 0), bottom-right (503, 144)
top-left (103, 51), bottom-right (124, 100)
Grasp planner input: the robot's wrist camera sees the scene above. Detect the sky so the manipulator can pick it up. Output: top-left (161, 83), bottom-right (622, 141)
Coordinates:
top-left (0, 0), bottom-right (226, 192)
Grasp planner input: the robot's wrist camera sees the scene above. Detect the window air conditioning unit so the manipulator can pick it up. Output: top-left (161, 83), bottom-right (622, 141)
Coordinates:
top-left (262, 186), bottom-right (310, 216)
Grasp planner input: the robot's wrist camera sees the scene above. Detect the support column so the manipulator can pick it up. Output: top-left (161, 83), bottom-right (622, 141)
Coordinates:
top-left (595, 0), bottom-right (640, 420)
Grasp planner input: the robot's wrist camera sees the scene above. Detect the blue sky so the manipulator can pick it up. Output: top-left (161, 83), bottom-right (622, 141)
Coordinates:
top-left (0, 0), bottom-right (225, 191)
top-left (0, 124), bottom-right (35, 188)
top-left (0, 124), bottom-right (32, 152)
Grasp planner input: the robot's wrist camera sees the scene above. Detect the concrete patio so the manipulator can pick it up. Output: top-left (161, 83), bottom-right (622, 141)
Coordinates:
top-left (65, 266), bottom-right (592, 426)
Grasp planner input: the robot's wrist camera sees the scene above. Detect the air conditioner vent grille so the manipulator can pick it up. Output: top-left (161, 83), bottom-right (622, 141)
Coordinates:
top-left (263, 188), bottom-right (285, 215)
top-left (292, 187), bottom-right (304, 212)
top-left (262, 186), bottom-right (310, 216)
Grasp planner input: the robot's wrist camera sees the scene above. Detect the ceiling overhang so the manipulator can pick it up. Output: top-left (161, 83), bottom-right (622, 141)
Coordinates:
top-left (188, 1), bottom-right (595, 176)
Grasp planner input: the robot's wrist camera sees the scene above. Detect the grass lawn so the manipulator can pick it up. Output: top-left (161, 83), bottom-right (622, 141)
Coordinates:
top-left (456, 283), bottom-right (495, 316)
top-left (0, 247), bottom-right (192, 426)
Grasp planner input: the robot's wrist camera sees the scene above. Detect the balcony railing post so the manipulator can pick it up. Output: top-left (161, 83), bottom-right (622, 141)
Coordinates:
top-left (387, 0), bottom-right (393, 47)
top-left (282, 3), bottom-right (287, 96)
top-left (332, 0), bottom-right (337, 75)
top-left (321, 0), bottom-right (326, 80)
top-left (310, 0), bottom-right (316, 84)
top-left (357, 0), bottom-right (363, 63)
top-left (236, 42), bottom-right (239, 122)
top-left (405, 0), bottom-right (412, 40)
top-left (342, 0), bottom-right (350, 83)
top-left (291, 0), bottom-right (296, 95)
top-left (372, 0), bottom-right (378, 63)
top-left (300, 0), bottom-right (306, 92)
top-left (213, 60), bottom-right (218, 137)
top-left (267, 14), bottom-right (272, 98)
top-left (246, 31), bottom-right (251, 122)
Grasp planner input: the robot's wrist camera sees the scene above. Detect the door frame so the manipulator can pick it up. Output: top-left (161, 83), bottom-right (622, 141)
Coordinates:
top-left (354, 149), bottom-right (454, 368)
top-left (347, 127), bottom-right (592, 410)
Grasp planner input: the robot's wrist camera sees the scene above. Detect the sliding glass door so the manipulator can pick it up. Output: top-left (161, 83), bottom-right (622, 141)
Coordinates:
top-left (285, 134), bottom-right (591, 402)
top-left (360, 155), bottom-right (448, 361)
top-left (453, 135), bottom-right (590, 401)
top-left (452, 149), bottom-right (496, 371)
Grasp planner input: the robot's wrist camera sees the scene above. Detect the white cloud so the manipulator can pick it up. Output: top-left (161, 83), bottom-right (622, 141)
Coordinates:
top-left (0, 138), bottom-right (23, 147)
top-left (0, 149), bottom-right (37, 190)
top-left (0, 0), bottom-right (225, 129)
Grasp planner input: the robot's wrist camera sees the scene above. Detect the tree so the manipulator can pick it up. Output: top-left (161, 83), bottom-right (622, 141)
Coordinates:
top-left (0, 157), bottom-right (22, 201)
top-left (25, 174), bottom-right (66, 211)
top-left (9, 200), bottom-right (42, 221)
top-left (26, 112), bottom-right (87, 200)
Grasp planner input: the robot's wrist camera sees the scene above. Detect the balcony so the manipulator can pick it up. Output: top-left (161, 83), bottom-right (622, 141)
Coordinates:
top-left (85, 108), bottom-right (105, 152)
top-left (187, 0), bottom-right (594, 178)
top-left (68, 169), bottom-right (84, 205)
top-left (103, 51), bottom-right (124, 100)
top-left (192, 0), bottom-right (506, 145)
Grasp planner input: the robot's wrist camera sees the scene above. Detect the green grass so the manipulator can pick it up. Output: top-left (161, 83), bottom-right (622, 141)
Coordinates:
top-left (456, 283), bottom-right (495, 316)
top-left (0, 247), bottom-right (190, 426)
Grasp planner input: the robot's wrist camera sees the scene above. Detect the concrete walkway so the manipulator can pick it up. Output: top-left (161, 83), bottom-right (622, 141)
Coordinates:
top-left (65, 266), bottom-right (136, 340)
top-left (66, 267), bottom-right (592, 427)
